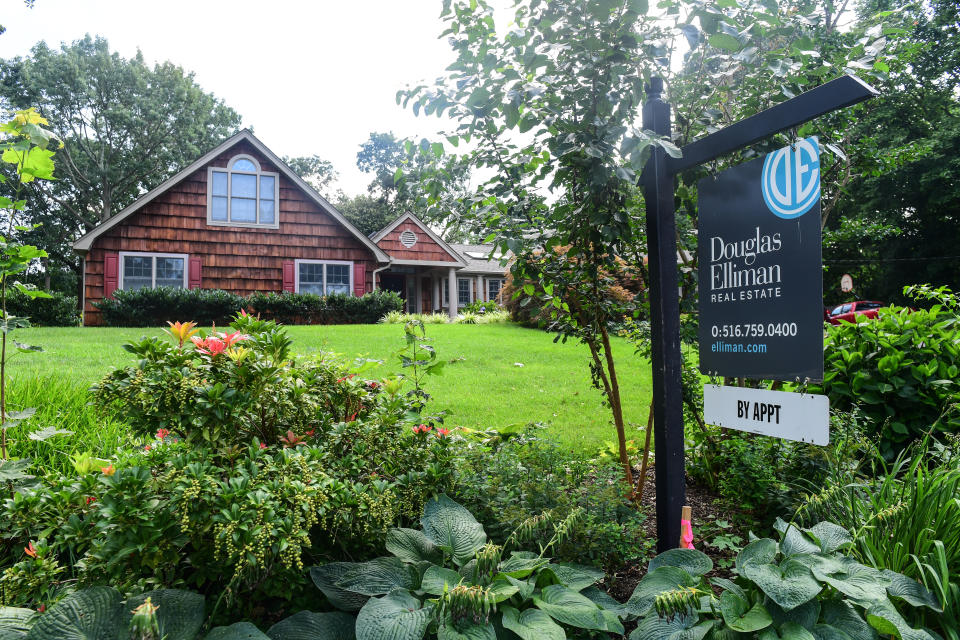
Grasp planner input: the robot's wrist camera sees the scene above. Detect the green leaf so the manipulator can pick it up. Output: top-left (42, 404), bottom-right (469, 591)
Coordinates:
top-left (335, 557), bottom-right (421, 596)
top-left (810, 557), bottom-right (889, 603)
top-left (775, 520), bottom-right (820, 556)
top-left (821, 600), bottom-right (877, 640)
top-left (13, 342), bottom-right (42, 354)
top-left (420, 565), bottom-right (463, 595)
top-left (805, 523), bottom-right (853, 554)
top-left (533, 584), bottom-right (622, 633)
top-left (647, 549), bottom-right (713, 577)
top-left (766, 597), bottom-right (820, 628)
top-left (629, 613), bottom-right (712, 640)
top-left (420, 495), bottom-right (487, 566)
top-left (500, 606), bottom-right (564, 640)
top-left (579, 585), bottom-right (629, 617)
top-left (27, 427), bottom-right (73, 441)
top-left (436, 620), bottom-right (494, 640)
top-left (498, 552), bottom-right (545, 579)
top-left (310, 564), bottom-right (371, 612)
top-left (759, 622), bottom-right (817, 640)
top-left (122, 590), bottom-right (205, 640)
top-left (708, 33), bottom-right (741, 51)
top-left (0, 458), bottom-right (34, 483)
top-left (720, 591), bottom-right (773, 632)
top-left (880, 570), bottom-right (941, 611)
top-left (0, 606), bottom-right (37, 639)
top-left (742, 556), bottom-right (821, 611)
top-left (864, 600), bottom-right (936, 640)
top-left (355, 590), bottom-right (434, 640)
top-left (487, 577), bottom-right (519, 603)
top-left (26, 586), bottom-right (121, 640)
top-left (386, 528), bottom-right (443, 565)
top-left (809, 624), bottom-right (856, 640)
top-left (544, 563), bottom-right (604, 590)
top-left (205, 622), bottom-right (271, 639)
top-left (624, 566), bottom-right (698, 616)
top-left (266, 610), bottom-right (356, 640)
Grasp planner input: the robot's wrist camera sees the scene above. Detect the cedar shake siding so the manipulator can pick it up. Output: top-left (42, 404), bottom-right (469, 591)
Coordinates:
top-left (374, 219), bottom-right (461, 263)
top-left (80, 139), bottom-right (379, 326)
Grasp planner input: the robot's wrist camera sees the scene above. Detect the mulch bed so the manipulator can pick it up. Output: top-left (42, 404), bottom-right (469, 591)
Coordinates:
top-left (600, 462), bottom-right (747, 603)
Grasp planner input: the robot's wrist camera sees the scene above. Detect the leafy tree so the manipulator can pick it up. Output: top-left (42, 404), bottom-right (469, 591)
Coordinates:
top-left (334, 193), bottom-right (396, 236)
top-left (0, 35), bottom-right (241, 288)
top-left (283, 154), bottom-right (339, 201)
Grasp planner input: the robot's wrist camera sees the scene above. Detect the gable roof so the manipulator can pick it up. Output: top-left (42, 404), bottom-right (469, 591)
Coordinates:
top-left (72, 129), bottom-right (390, 262)
top-left (371, 212), bottom-right (466, 267)
top-left (450, 243), bottom-right (511, 275)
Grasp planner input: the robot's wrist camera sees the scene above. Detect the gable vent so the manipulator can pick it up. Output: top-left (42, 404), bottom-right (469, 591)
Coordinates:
top-left (399, 230), bottom-right (418, 249)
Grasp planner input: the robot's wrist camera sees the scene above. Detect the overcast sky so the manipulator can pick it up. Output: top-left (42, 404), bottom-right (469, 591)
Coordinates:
top-left (0, 0), bottom-right (512, 197)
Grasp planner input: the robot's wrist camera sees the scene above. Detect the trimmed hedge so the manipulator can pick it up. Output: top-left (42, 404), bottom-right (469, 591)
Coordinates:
top-left (95, 286), bottom-right (403, 327)
top-left (7, 288), bottom-right (80, 326)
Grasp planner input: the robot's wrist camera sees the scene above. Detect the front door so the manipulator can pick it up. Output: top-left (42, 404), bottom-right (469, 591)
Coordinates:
top-left (379, 273), bottom-right (407, 311)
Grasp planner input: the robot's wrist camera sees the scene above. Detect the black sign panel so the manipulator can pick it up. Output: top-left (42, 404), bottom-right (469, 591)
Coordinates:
top-left (698, 137), bottom-right (824, 381)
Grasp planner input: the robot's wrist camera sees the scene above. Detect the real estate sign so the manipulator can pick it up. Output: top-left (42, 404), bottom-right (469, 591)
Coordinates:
top-left (697, 137), bottom-right (825, 382)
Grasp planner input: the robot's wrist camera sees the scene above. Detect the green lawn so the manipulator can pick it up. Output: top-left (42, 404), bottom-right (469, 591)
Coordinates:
top-left (9, 322), bottom-right (653, 452)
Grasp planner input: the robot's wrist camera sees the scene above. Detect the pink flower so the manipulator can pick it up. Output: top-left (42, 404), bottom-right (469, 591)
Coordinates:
top-left (156, 428), bottom-right (170, 440)
top-left (259, 442), bottom-right (267, 450)
top-left (24, 542), bottom-right (37, 558)
top-left (413, 424), bottom-right (433, 434)
top-left (436, 427), bottom-right (451, 438)
top-left (144, 444), bottom-right (151, 451)
top-left (305, 429), bottom-right (316, 437)
top-left (85, 496), bottom-right (96, 505)
top-left (192, 335), bottom-right (226, 356)
top-left (219, 331), bottom-right (249, 347)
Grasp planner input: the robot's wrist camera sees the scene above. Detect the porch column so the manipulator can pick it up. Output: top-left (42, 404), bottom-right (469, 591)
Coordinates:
top-left (448, 267), bottom-right (458, 320)
top-left (432, 275), bottom-right (440, 313)
top-left (476, 275), bottom-right (485, 303)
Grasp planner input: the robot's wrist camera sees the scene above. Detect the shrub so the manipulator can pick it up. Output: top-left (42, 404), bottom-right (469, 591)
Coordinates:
top-left (309, 494), bottom-right (624, 639)
top-left (5, 287), bottom-right (79, 326)
top-left (95, 287), bottom-right (403, 327)
top-left (453, 426), bottom-right (650, 573)
top-left (96, 286), bottom-right (244, 326)
top-left (628, 522), bottom-right (942, 639)
top-left (813, 284), bottom-right (960, 458)
top-left (460, 299), bottom-right (504, 315)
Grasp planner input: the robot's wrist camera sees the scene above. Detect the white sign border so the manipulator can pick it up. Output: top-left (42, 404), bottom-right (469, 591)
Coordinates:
top-left (703, 384), bottom-right (829, 445)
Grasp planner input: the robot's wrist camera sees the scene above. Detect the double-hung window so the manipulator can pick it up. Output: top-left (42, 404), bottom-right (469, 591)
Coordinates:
top-left (442, 278), bottom-right (474, 306)
top-left (119, 252), bottom-right (188, 290)
top-left (487, 278), bottom-right (505, 301)
top-left (208, 155), bottom-right (279, 228)
top-left (296, 260), bottom-right (353, 295)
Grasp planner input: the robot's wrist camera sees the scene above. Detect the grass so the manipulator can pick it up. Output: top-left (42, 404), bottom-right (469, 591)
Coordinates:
top-left (6, 322), bottom-right (654, 463)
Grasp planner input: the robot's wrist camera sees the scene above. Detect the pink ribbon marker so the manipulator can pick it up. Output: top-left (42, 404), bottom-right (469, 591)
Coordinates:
top-left (680, 518), bottom-right (695, 550)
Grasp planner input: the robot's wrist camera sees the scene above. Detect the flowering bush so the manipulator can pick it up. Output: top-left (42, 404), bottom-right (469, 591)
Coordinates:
top-left (92, 314), bottom-right (382, 448)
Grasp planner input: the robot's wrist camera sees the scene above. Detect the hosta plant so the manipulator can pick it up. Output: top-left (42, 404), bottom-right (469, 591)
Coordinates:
top-left (0, 585), bottom-right (356, 640)
top-left (627, 519), bottom-right (942, 639)
top-left (310, 494), bottom-right (624, 640)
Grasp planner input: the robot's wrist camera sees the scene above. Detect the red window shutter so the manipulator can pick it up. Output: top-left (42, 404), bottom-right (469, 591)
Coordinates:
top-left (104, 252), bottom-right (119, 299)
top-left (188, 256), bottom-right (202, 289)
top-left (353, 262), bottom-right (366, 297)
top-left (282, 261), bottom-right (295, 292)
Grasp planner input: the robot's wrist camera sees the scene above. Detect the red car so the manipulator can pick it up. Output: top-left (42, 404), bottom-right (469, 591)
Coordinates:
top-left (826, 300), bottom-right (885, 325)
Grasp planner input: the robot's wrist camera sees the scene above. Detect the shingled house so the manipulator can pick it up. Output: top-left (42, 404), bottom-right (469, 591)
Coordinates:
top-left (72, 130), bottom-right (507, 325)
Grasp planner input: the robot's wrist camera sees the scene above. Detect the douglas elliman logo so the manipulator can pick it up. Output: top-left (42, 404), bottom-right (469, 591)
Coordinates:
top-left (761, 137), bottom-right (820, 219)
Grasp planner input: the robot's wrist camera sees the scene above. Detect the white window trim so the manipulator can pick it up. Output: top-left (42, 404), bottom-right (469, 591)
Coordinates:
top-left (487, 278), bottom-right (505, 300)
top-left (444, 278), bottom-right (474, 306)
top-left (118, 251), bottom-right (189, 290)
top-left (206, 154), bottom-right (281, 229)
top-left (294, 259), bottom-right (354, 296)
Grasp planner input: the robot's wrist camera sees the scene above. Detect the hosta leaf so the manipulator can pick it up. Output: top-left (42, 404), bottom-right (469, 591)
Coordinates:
top-left (498, 553), bottom-right (546, 579)
top-left (26, 586), bottom-right (121, 640)
top-left (742, 557), bottom-right (821, 611)
top-left (436, 620), bottom-right (495, 640)
top-left (355, 590), bottom-right (434, 640)
top-left (205, 622), bottom-right (271, 639)
top-left (810, 558), bottom-right (889, 603)
top-left (805, 523), bottom-right (854, 554)
top-left (500, 575), bottom-right (534, 601)
top-left (864, 601), bottom-right (936, 640)
top-left (420, 565), bottom-right (463, 595)
top-left (758, 621), bottom-right (817, 640)
top-left (487, 577), bottom-right (519, 603)
top-left (810, 624), bottom-right (856, 640)
top-left (266, 610), bottom-right (356, 640)
top-left (719, 591), bottom-right (772, 632)
top-left (544, 563), bottom-right (604, 590)
top-left (0, 607), bottom-right (36, 639)
top-left (648, 549), bottom-right (713, 577)
top-left (26, 427), bottom-right (72, 442)
top-left (774, 520), bottom-right (820, 557)
top-left (310, 564), bottom-right (371, 612)
top-left (821, 600), bottom-right (878, 640)
top-left (624, 566), bottom-right (698, 617)
top-left (880, 570), bottom-right (941, 611)
top-left (766, 596), bottom-right (820, 628)
top-left (421, 495), bottom-right (487, 566)
top-left (737, 538), bottom-right (779, 574)
top-left (710, 577), bottom-right (746, 600)
top-left (500, 606), bottom-right (564, 640)
top-left (335, 557), bottom-right (420, 596)
top-left (579, 586), bottom-right (628, 617)
top-left (533, 584), bottom-right (622, 633)
top-left (629, 613), bottom-right (712, 640)
top-left (386, 528), bottom-right (443, 565)
top-left (122, 589), bottom-right (205, 640)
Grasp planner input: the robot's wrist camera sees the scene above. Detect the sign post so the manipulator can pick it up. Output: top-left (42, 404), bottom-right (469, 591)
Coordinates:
top-left (640, 75), bottom-right (877, 552)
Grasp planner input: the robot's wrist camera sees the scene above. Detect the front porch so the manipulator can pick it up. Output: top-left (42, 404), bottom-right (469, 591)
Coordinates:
top-left (375, 265), bottom-right (503, 318)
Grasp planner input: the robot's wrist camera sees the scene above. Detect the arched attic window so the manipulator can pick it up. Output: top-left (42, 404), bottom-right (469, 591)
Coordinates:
top-left (207, 154), bottom-right (279, 228)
